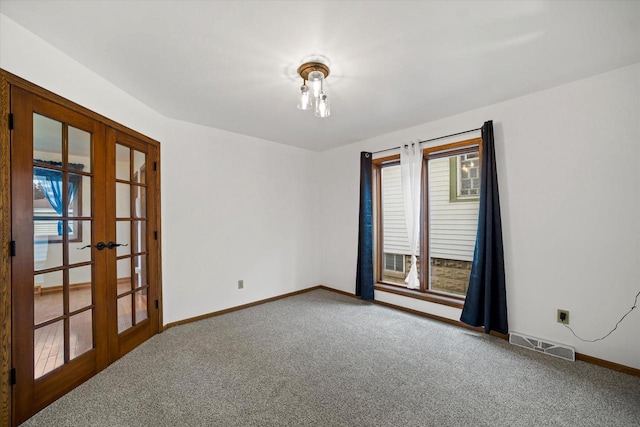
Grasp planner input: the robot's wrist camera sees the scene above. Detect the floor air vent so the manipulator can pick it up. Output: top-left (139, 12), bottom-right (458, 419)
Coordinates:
top-left (509, 332), bottom-right (575, 362)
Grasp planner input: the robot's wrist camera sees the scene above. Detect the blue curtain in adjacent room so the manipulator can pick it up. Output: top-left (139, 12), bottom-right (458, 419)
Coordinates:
top-left (356, 152), bottom-right (374, 300)
top-left (460, 121), bottom-right (508, 334)
top-left (34, 167), bottom-right (79, 235)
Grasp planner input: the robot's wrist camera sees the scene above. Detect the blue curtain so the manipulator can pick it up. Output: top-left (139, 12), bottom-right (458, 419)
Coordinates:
top-left (34, 167), bottom-right (79, 235)
top-left (460, 121), bottom-right (508, 334)
top-left (356, 152), bottom-right (374, 300)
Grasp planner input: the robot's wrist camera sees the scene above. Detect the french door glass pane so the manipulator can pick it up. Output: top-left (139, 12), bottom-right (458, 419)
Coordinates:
top-left (69, 265), bottom-right (92, 312)
top-left (33, 169), bottom-right (62, 218)
top-left (133, 150), bottom-right (146, 183)
top-left (81, 175), bottom-right (92, 217)
top-left (68, 126), bottom-right (92, 173)
top-left (69, 310), bottom-right (93, 360)
top-left (68, 220), bottom-right (92, 264)
top-left (135, 289), bottom-right (148, 323)
top-left (33, 222), bottom-right (63, 269)
top-left (116, 144), bottom-right (130, 180)
top-left (34, 270), bottom-right (63, 324)
top-left (33, 113), bottom-right (62, 164)
top-left (117, 295), bottom-right (133, 333)
top-left (133, 255), bottom-right (147, 288)
top-left (34, 320), bottom-right (64, 379)
top-left (117, 258), bottom-right (132, 296)
top-left (133, 221), bottom-right (146, 254)
top-left (116, 221), bottom-right (132, 256)
top-left (134, 186), bottom-right (146, 218)
top-left (116, 183), bottom-right (131, 218)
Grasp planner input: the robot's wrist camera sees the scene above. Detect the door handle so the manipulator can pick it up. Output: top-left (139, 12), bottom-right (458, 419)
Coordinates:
top-left (107, 241), bottom-right (128, 250)
top-left (77, 241), bottom-right (126, 250)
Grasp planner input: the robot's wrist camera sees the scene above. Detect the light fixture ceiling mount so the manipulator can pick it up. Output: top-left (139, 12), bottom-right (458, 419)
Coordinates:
top-left (296, 61), bottom-right (331, 118)
top-left (296, 62), bottom-right (330, 81)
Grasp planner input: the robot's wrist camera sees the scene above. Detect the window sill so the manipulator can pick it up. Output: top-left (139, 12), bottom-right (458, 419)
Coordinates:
top-left (374, 283), bottom-right (464, 309)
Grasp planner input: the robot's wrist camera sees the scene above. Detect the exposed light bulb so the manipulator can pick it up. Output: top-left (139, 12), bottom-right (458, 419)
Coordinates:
top-left (297, 84), bottom-right (312, 110)
top-left (315, 92), bottom-right (330, 118)
top-left (308, 70), bottom-right (324, 98)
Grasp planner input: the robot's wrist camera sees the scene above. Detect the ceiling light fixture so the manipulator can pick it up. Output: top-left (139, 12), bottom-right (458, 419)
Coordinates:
top-left (297, 61), bottom-right (330, 118)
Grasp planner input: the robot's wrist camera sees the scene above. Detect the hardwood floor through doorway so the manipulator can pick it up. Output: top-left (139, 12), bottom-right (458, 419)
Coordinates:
top-left (33, 278), bottom-right (144, 379)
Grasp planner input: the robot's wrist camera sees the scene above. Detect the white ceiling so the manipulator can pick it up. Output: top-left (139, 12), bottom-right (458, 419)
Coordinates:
top-left (1, 1), bottom-right (639, 151)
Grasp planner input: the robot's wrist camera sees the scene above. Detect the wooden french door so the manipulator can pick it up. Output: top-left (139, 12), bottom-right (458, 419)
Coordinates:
top-left (105, 128), bottom-right (159, 361)
top-left (10, 86), bottom-right (160, 425)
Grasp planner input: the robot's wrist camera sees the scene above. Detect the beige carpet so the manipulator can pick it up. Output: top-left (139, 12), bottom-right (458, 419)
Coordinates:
top-left (23, 289), bottom-right (640, 426)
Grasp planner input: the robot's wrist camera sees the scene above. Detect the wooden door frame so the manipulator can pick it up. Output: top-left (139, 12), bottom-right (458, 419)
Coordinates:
top-left (1, 70), bottom-right (12, 427)
top-left (0, 69), bottom-right (164, 426)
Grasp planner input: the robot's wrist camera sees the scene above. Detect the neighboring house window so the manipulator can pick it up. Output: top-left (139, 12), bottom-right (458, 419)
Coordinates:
top-left (375, 138), bottom-right (481, 299)
top-left (383, 253), bottom-right (405, 273)
top-left (449, 152), bottom-right (480, 202)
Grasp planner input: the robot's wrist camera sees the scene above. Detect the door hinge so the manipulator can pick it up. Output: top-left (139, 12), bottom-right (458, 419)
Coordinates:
top-left (10, 240), bottom-right (16, 257)
top-left (154, 231), bottom-right (158, 240)
top-left (155, 300), bottom-right (159, 309)
top-left (153, 162), bottom-right (157, 171)
top-left (8, 113), bottom-right (14, 130)
top-left (10, 368), bottom-right (16, 385)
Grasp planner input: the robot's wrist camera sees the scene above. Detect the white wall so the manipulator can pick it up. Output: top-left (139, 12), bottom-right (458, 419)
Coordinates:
top-left (320, 63), bottom-right (640, 370)
top-left (161, 119), bottom-right (321, 324)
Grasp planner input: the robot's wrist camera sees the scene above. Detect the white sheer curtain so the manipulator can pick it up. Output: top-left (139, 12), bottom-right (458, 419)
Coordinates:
top-left (400, 142), bottom-right (422, 289)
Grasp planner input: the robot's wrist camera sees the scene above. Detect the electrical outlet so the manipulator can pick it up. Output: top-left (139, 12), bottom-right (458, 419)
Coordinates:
top-left (557, 309), bottom-right (569, 324)
top-left (238, 280), bottom-right (244, 289)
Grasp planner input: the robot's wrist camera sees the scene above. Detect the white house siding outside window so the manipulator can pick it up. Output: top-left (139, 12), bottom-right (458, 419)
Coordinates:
top-left (379, 142), bottom-right (480, 297)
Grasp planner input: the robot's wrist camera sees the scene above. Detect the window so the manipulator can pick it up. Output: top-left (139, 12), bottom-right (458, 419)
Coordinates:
top-left (375, 138), bottom-right (481, 300)
top-left (383, 253), bottom-right (405, 273)
top-left (33, 170), bottom-right (83, 243)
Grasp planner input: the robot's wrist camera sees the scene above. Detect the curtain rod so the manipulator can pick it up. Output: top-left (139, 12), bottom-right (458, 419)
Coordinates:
top-left (370, 126), bottom-right (482, 155)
